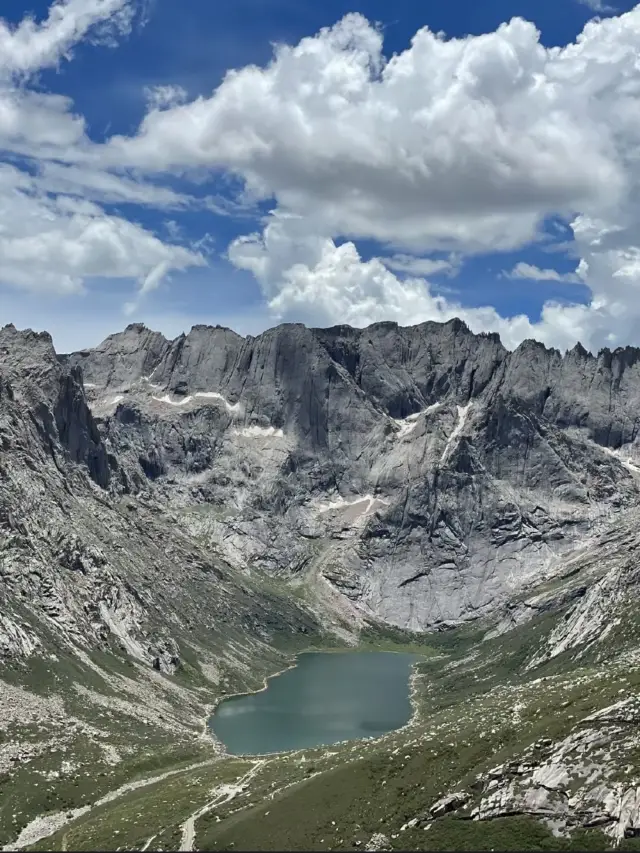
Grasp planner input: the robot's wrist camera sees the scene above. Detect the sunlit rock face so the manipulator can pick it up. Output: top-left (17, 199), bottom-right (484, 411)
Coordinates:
top-left (59, 318), bottom-right (640, 630)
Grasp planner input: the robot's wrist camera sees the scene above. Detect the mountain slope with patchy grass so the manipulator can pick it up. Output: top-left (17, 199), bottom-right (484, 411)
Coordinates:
top-left (14, 506), bottom-right (640, 851)
top-left (0, 325), bottom-right (332, 850)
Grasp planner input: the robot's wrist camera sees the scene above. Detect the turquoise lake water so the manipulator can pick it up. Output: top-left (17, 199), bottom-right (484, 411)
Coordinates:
top-left (210, 651), bottom-right (420, 756)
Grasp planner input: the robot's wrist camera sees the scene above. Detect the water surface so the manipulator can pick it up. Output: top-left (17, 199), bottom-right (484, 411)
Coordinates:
top-left (210, 651), bottom-right (420, 756)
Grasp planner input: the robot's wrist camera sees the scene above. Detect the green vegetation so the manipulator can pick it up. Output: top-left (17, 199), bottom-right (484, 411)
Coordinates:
top-left (31, 759), bottom-right (253, 852)
top-left (406, 818), bottom-right (609, 852)
top-left (4, 565), bottom-right (639, 852)
top-left (0, 728), bottom-right (211, 849)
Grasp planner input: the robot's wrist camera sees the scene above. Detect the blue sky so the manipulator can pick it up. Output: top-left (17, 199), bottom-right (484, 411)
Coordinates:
top-left (1, 0), bottom-right (640, 352)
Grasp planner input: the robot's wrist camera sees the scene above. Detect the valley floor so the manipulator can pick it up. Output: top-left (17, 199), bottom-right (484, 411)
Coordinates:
top-left (6, 593), bottom-right (640, 852)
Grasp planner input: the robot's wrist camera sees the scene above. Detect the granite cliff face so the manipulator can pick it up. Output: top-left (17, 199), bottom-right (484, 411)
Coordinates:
top-left (0, 323), bottom-right (319, 669)
top-left (5, 314), bottom-right (640, 656)
top-left (59, 318), bottom-right (640, 631)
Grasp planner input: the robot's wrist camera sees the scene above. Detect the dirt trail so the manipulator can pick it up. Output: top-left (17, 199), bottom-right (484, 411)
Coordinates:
top-left (179, 759), bottom-right (267, 852)
top-left (2, 758), bottom-right (221, 851)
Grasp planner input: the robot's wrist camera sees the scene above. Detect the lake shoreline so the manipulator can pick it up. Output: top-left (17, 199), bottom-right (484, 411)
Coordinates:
top-left (209, 647), bottom-right (426, 758)
top-left (205, 655), bottom-right (304, 755)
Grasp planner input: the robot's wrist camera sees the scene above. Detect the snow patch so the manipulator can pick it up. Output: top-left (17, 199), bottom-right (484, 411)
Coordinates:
top-left (317, 493), bottom-right (389, 516)
top-left (152, 392), bottom-right (242, 413)
top-left (90, 394), bottom-right (124, 409)
top-left (152, 393), bottom-right (191, 406)
top-left (142, 376), bottom-right (163, 390)
top-left (440, 402), bottom-right (472, 463)
top-left (601, 445), bottom-right (640, 473)
top-left (392, 402), bottom-right (441, 438)
top-left (234, 425), bottom-right (284, 439)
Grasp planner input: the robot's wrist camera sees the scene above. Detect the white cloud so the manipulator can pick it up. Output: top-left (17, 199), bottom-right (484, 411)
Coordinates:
top-left (0, 162), bottom-right (203, 297)
top-left (577, 0), bottom-right (616, 13)
top-left (0, 0), bottom-right (135, 77)
top-left (37, 162), bottom-right (192, 208)
top-left (0, 0), bottom-right (205, 310)
top-left (229, 217), bottom-right (544, 349)
top-left (4, 1), bottom-right (640, 353)
top-left (505, 261), bottom-right (584, 283)
top-left (0, 89), bottom-right (87, 158)
top-left (144, 84), bottom-right (188, 111)
top-left (382, 254), bottom-right (461, 278)
top-left (108, 12), bottom-right (629, 255)
top-left (226, 210), bottom-right (629, 354)
top-left (102, 7), bottom-right (640, 351)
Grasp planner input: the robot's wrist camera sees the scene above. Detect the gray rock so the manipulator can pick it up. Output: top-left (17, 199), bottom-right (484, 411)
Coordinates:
top-left (365, 832), bottom-right (390, 851)
top-left (0, 323), bottom-right (320, 669)
top-left (60, 318), bottom-right (640, 629)
top-left (6, 313), bottom-right (640, 662)
top-left (429, 791), bottom-right (470, 817)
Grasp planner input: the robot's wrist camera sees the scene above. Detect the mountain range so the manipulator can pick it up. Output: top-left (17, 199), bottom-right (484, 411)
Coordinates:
top-left (3, 317), bottom-right (640, 850)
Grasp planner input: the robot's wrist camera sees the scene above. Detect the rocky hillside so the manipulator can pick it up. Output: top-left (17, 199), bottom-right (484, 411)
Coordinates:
top-left (0, 323), bottom-right (321, 668)
top-left (16, 503), bottom-right (640, 852)
top-left (0, 323), bottom-right (328, 850)
top-left (63, 318), bottom-right (640, 630)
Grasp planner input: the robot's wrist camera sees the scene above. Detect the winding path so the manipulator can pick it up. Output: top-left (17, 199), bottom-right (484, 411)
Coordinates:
top-left (3, 758), bottom-right (221, 851)
top-left (179, 760), bottom-right (266, 852)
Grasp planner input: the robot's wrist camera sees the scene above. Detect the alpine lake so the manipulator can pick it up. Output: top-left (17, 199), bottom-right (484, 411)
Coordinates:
top-left (210, 651), bottom-right (421, 756)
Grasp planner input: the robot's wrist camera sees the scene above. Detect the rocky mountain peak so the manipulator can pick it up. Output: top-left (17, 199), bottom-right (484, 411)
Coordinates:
top-left (0, 324), bottom-right (112, 489)
top-left (0, 323), bottom-right (58, 370)
top-left (38, 316), bottom-right (639, 632)
top-left (567, 341), bottom-right (592, 360)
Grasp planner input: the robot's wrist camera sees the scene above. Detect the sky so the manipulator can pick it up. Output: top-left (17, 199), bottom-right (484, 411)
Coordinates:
top-left (1, 0), bottom-right (640, 353)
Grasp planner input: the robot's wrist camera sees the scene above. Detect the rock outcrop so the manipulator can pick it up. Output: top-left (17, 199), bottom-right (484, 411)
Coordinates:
top-left (5, 314), bottom-right (640, 661)
top-left (465, 699), bottom-right (640, 843)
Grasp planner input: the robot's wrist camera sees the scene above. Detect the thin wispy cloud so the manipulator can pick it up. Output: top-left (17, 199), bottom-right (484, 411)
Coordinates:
top-left (504, 262), bottom-right (584, 285)
top-left (577, 0), bottom-right (616, 13)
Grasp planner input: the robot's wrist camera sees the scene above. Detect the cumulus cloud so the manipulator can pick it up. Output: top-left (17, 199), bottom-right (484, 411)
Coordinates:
top-left (226, 202), bottom-right (640, 352)
top-left (229, 216), bottom-right (596, 350)
top-left (0, 0), bottom-right (204, 309)
top-left (104, 7), bottom-right (640, 351)
top-left (229, 210), bottom-right (631, 352)
top-left (5, 1), bottom-right (640, 352)
top-left (108, 11), bottom-right (629, 255)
